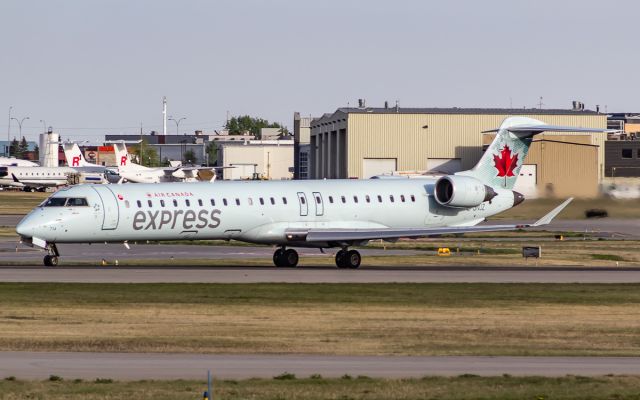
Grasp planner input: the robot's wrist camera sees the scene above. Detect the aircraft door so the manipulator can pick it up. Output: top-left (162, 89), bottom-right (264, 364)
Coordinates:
top-left (91, 186), bottom-right (120, 230)
top-left (297, 192), bottom-right (308, 216)
top-left (312, 192), bottom-right (324, 216)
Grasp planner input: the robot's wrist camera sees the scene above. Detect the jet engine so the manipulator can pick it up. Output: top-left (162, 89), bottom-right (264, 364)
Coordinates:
top-left (434, 175), bottom-right (497, 208)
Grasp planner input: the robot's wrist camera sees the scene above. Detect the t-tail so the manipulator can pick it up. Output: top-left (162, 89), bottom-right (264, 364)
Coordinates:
top-left (456, 116), bottom-right (608, 190)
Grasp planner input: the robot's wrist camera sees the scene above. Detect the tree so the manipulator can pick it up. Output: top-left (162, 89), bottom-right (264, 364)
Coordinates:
top-left (130, 139), bottom-right (159, 167)
top-left (206, 141), bottom-right (217, 166)
top-left (183, 149), bottom-right (197, 165)
top-left (33, 144), bottom-right (39, 160)
top-left (9, 138), bottom-right (19, 158)
top-left (225, 115), bottom-right (290, 136)
top-left (18, 137), bottom-right (29, 158)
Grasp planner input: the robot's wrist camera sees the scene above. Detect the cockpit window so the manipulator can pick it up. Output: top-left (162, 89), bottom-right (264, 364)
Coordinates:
top-left (44, 198), bottom-right (68, 207)
top-left (66, 198), bottom-right (89, 207)
top-left (43, 197), bottom-right (89, 207)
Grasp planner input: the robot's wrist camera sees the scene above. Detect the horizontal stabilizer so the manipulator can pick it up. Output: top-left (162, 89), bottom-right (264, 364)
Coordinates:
top-left (482, 125), bottom-right (612, 134)
top-left (531, 197), bottom-right (573, 227)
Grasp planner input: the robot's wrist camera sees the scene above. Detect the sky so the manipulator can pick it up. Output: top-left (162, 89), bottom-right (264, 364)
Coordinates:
top-left (1, 0), bottom-right (637, 143)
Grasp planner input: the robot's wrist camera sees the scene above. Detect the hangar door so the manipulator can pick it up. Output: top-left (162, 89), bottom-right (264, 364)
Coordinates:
top-left (514, 164), bottom-right (538, 198)
top-left (362, 158), bottom-right (397, 178)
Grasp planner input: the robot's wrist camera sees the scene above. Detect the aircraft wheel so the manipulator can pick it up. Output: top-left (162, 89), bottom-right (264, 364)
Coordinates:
top-left (282, 249), bottom-right (299, 268)
top-left (273, 248), bottom-right (285, 267)
top-left (43, 255), bottom-right (58, 267)
top-left (335, 250), bottom-right (348, 268)
top-left (345, 250), bottom-right (361, 269)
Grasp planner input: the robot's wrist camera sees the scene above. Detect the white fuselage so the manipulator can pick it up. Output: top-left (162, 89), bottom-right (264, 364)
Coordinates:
top-left (16, 179), bottom-right (516, 247)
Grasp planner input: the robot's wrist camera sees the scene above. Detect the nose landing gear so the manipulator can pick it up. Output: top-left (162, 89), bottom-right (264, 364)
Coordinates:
top-left (43, 243), bottom-right (59, 267)
top-left (335, 249), bottom-right (361, 269)
top-left (273, 247), bottom-right (299, 268)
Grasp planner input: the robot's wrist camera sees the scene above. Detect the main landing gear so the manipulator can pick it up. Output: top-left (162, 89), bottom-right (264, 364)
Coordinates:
top-left (335, 249), bottom-right (361, 269)
top-left (272, 247), bottom-right (362, 269)
top-left (273, 247), bottom-right (299, 268)
top-left (43, 243), bottom-right (59, 267)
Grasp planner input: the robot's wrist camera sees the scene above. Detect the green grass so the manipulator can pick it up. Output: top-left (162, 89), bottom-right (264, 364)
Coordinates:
top-left (494, 197), bottom-right (640, 220)
top-left (3, 283), bottom-right (640, 356)
top-left (2, 375), bottom-right (640, 400)
top-left (3, 282), bottom-right (640, 308)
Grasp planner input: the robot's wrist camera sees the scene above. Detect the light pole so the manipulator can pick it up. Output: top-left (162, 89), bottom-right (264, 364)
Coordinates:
top-left (7, 106), bottom-right (12, 156)
top-left (168, 116), bottom-right (186, 135)
top-left (10, 116), bottom-right (29, 147)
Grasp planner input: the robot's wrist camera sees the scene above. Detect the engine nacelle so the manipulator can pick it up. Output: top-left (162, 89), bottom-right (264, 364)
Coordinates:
top-left (434, 175), bottom-right (497, 208)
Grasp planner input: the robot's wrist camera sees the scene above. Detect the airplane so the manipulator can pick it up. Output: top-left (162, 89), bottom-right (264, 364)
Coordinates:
top-left (61, 142), bottom-right (120, 183)
top-left (16, 117), bottom-right (606, 267)
top-left (110, 142), bottom-right (216, 183)
top-left (0, 157), bottom-right (38, 167)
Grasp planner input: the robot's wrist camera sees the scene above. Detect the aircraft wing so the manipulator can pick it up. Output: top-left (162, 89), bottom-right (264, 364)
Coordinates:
top-left (288, 198), bottom-right (573, 243)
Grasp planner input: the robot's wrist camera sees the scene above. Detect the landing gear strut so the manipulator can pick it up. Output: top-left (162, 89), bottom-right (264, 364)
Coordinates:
top-left (273, 247), bottom-right (299, 268)
top-left (43, 243), bottom-right (59, 267)
top-left (335, 249), bottom-right (361, 269)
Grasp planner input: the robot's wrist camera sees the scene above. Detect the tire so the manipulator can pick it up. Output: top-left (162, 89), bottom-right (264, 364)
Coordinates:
top-left (335, 250), bottom-right (347, 269)
top-left (43, 255), bottom-right (58, 267)
top-left (273, 248), bottom-right (285, 267)
top-left (283, 249), bottom-right (299, 268)
top-left (345, 250), bottom-right (361, 269)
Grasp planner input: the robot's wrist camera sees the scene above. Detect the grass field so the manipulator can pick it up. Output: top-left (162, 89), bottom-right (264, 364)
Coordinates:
top-left (2, 283), bottom-right (640, 356)
top-left (0, 191), bottom-right (48, 215)
top-left (2, 375), bottom-right (640, 400)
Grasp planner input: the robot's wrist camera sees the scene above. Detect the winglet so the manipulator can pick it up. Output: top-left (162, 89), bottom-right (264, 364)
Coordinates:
top-left (531, 198), bottom-right (573, 227)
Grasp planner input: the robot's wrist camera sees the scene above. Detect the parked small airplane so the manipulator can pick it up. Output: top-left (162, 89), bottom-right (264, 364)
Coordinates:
top-left (17, 117), bottom-right (606, 267)
top-left (61, 143), bottom-right (120, 183)
top-left (0, 157), bottom-right (38, 167)
top-left (109, 142), bottom-right (216, 183)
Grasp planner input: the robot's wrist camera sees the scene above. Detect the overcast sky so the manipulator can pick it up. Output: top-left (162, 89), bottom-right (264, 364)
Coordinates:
top-left (1, 0), bottom-right (637, 143)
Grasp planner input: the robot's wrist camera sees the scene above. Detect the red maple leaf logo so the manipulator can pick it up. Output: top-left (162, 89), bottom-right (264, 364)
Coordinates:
top-left (493, 145), bottom-right (518, 177)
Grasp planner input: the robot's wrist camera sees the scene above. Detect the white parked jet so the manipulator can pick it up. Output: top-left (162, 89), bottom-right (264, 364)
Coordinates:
top-left (17, 117), bottom-right (603, 267)
top-left (111, 142), bottom-right (215, 183)
top-left (61, 143), bottom-right (120, 184)
top-left (0, 157), bottom-right (38, 167)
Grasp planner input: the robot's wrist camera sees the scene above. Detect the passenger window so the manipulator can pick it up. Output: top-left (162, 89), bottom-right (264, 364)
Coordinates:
top-left (148, 200), bottom-right (153, 207)
top-left (137, 200), bottom-right (142, 208)
top-left (160, 200), bottom-right (165, 207)
top-left (173, 199), bottom-right (178, 207)
top-left (389, 195), bottom-right (394, 203)
top-left (353, 195), bottom-right (358, 203)
top-left (210, 199), bottom-right (215, 206)
top-left (259, 197), bottom-right (264, 205)
top-left (282, 197), bottom-right (287, 204)
top-left (365, 195), bottom-right (370, 203)
top-left (270, 197), bottom-right (275, 205)
top-left (185, 199), bottom-right (190, 207)
top-left (341, 196), bottom-right (346, 203)
top-left (401, 195), bottom-right (406, 202)
top-left (300, 197), bottom-right (305, 205)
top-left (235, 198), bottom-right (240, 206)
top-left (315, 195), bottom-right (321, 204)
top-left (411, 195), bottom-right (416, 202)
top-left (377, 195), bottom-right (382, 203)
top-left (328, 196), bottom-right (334, 203)
top-left (198, 199), bottom-right (203, 207)
top-left (248, 198), bottom-right (253, 206)
top-left (223, 198), bottom-right (228, 206)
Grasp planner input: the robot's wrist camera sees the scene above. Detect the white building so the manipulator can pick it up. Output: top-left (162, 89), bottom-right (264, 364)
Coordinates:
top-left (217, 139), bottom-right (294, 180)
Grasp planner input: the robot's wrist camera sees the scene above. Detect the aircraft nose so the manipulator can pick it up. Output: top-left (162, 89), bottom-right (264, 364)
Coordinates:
top-left (16, 215), bottom-right (37, 238)
top-left (512, 191), bottom-right (525, 207)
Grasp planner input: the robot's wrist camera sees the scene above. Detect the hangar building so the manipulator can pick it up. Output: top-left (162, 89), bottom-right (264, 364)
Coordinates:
top-left (310, 106), bottom-right (607, 198)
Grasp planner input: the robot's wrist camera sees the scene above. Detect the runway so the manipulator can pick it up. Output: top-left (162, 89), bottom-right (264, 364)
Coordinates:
top-left (2, 266), bottom-right (640, 283)
top-left (2, 352), bottom-right (640, 379)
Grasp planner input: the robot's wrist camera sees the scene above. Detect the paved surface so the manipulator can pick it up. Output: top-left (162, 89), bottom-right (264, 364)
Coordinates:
top-left (1, 266), bottom-right (640, 283)
top-left (0, 215), bottom-right (23, 227)
top-left (497, 218), bottom-right (640, 238)
top-left (2, 352), bottom-right (640, 379)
